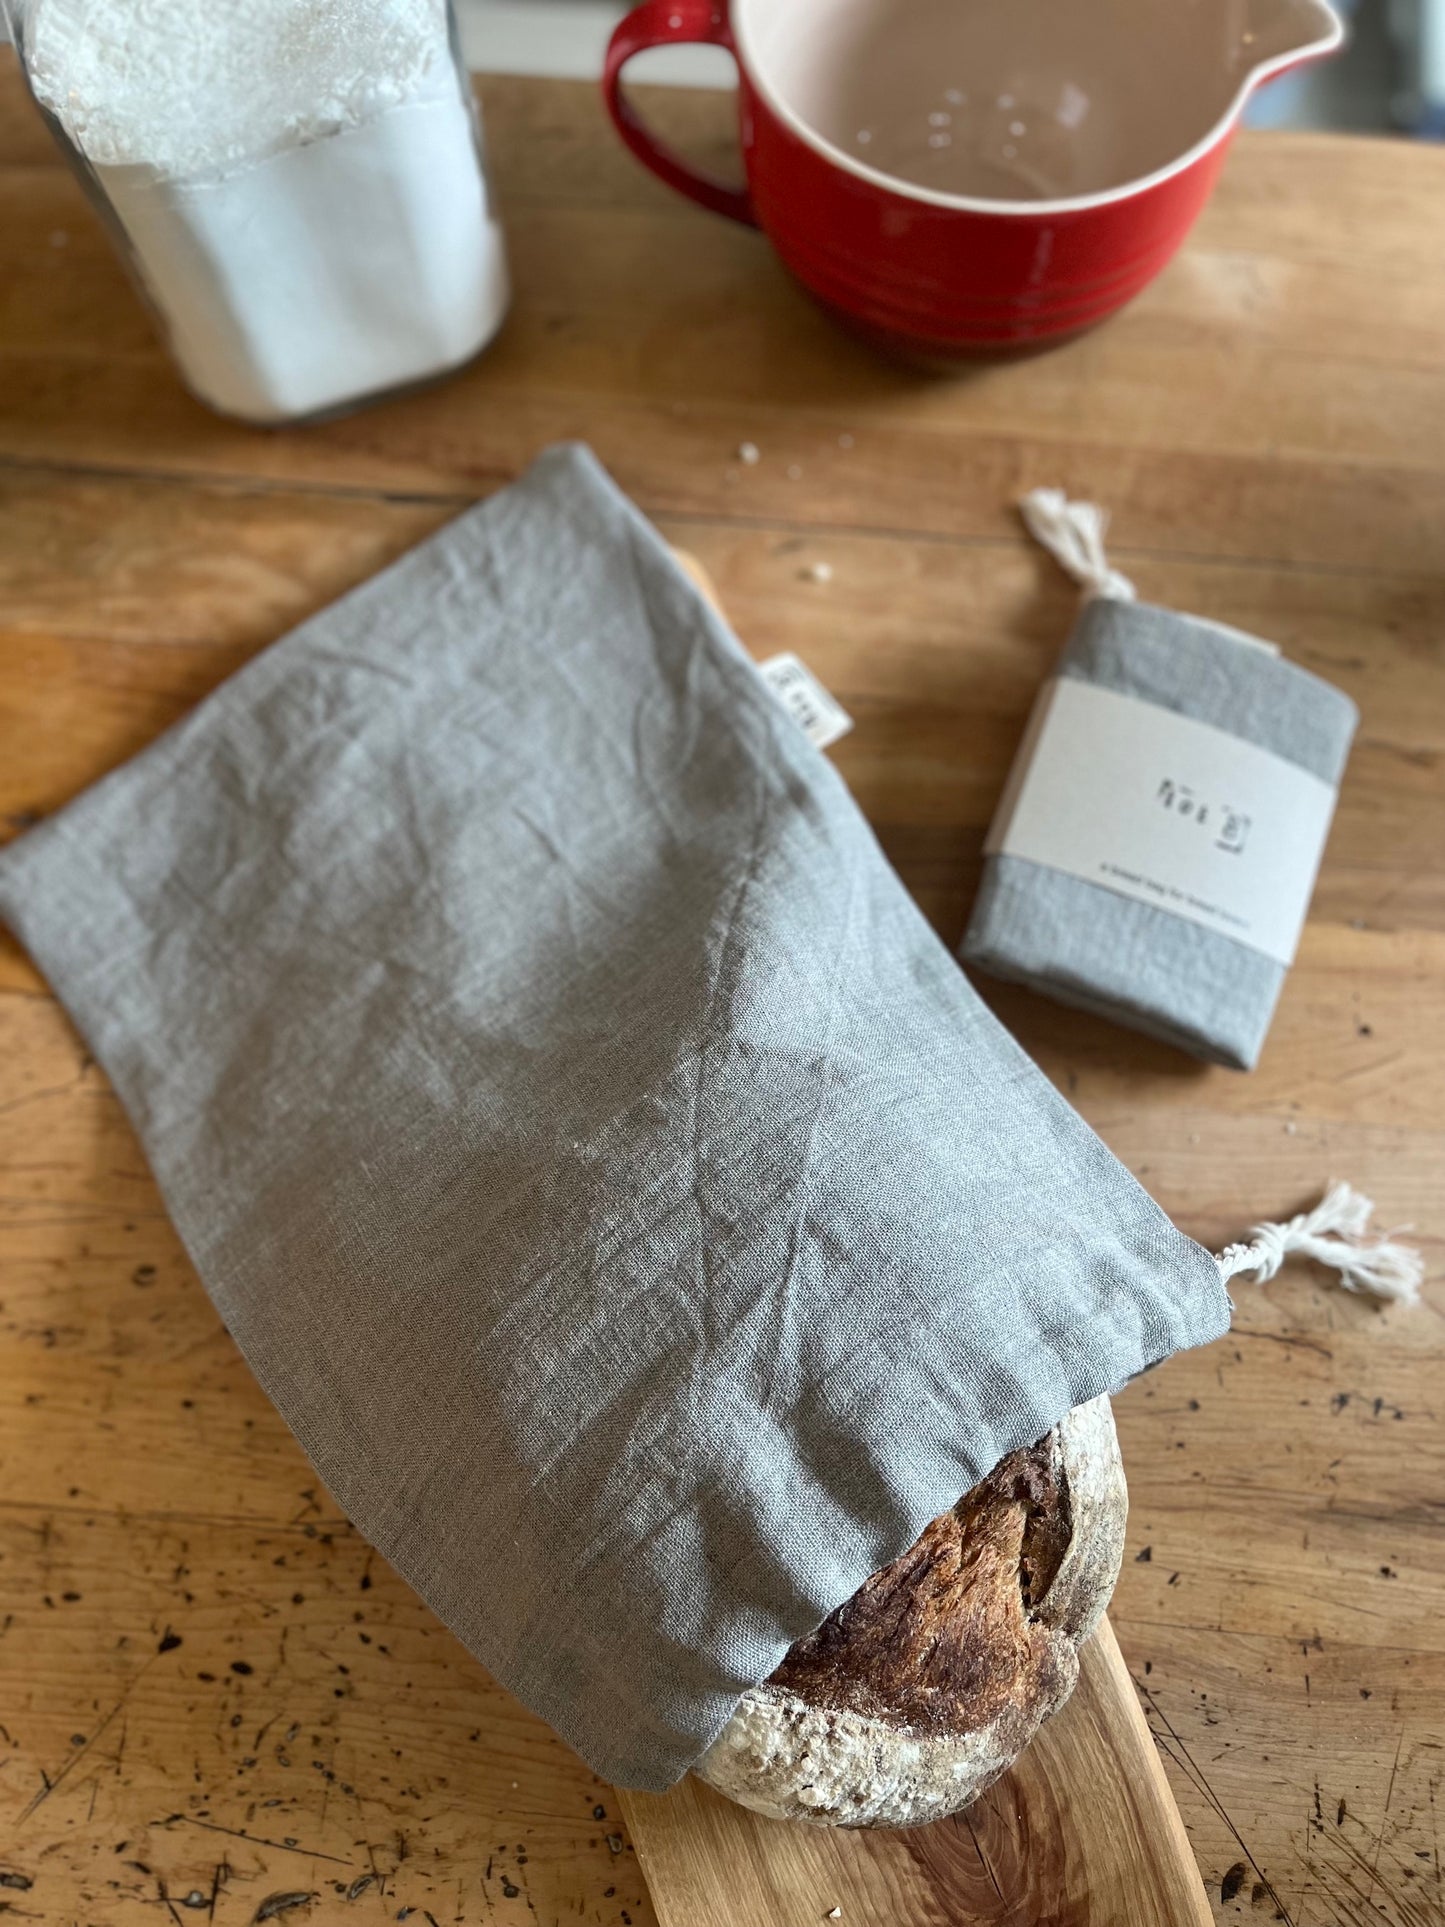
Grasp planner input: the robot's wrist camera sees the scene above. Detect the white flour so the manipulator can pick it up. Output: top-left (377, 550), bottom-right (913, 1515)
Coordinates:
top-left (25, 0), bottom-right (509, 420)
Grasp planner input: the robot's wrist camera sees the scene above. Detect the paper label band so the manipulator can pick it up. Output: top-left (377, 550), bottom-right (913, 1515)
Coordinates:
top-left (985, 679), bottom-right (1339, 968)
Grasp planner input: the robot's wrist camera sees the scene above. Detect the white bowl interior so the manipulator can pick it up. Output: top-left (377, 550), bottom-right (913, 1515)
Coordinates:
top-left (735, 0), bottom-right (1341, 206)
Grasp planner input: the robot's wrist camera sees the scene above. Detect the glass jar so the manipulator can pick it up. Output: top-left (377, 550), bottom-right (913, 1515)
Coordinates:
top-left (2, 0), bottom-right (511, 424)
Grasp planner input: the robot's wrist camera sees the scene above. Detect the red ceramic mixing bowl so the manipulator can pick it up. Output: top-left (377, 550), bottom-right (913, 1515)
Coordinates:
top-left (604, 0), bottom-right (1342, 358)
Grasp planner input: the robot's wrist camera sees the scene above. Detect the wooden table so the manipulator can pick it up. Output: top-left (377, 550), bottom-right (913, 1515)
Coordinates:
top-left (1, 61), bottom-right (1442, 1927)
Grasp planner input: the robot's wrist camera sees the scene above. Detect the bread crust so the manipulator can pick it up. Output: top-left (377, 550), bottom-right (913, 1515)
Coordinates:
top-left (695, 1395), bottom-right (1126, 1828)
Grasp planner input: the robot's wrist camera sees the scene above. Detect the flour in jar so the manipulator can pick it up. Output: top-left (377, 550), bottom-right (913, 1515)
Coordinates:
top-left (24, 0), bottom-right (510, 420)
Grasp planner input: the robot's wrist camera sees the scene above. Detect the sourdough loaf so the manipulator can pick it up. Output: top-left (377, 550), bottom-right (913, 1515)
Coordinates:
top-left (696, 1395), bottom-right (1126, 1828)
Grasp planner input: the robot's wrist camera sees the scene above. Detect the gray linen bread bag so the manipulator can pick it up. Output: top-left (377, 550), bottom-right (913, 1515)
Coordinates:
top-left (0, 444), bottom-right (1229, 1788)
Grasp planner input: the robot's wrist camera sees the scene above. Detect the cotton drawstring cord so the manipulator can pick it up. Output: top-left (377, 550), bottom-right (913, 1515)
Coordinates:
top-left (1215, 1181), bottom-right (1423, 1306)
top-left (1019, 487), bottom-right (1137, 603)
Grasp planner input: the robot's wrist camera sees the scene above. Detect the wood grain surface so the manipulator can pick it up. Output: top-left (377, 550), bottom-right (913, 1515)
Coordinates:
top-left (619, 1619), bottom-right (1215, 1927)
top-left (1, 58), bottom-right (1443, 1927)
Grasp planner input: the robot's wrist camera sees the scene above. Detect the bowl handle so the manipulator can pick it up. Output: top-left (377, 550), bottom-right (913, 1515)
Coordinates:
top-left (603, 0), bottom-right (758, 227)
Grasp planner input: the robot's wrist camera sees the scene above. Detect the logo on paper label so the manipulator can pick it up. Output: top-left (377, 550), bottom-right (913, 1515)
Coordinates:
top-left (984, 679), bottom-right (1339, 967)
top-left (1156, 779), bottom-right (1251, 856)
top-left (757, 653), bottom-right (853, 751)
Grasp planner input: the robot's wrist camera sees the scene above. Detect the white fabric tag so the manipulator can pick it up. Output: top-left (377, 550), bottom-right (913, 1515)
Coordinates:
top-left (757, 653), bottom-right (853, 750)
top-left (986, 679), bottom-right (1339, 967)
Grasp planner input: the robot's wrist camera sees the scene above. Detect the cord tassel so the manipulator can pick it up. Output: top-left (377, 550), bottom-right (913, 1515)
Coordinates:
top-left (1215, 1180), bottom-right (1423, 1306)
top-left (1018, 486), bottom-right (1137, 602)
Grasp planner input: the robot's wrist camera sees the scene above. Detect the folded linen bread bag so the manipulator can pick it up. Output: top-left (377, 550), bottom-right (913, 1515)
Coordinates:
top-left (962, 491), bottom-right (1360, 1070)
top-left (0, 444), bottom-right (1232, 1815)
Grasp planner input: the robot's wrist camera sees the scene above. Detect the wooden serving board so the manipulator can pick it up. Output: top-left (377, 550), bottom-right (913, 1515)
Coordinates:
top-left (619, 1617), bottom-right (1212, 1927)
